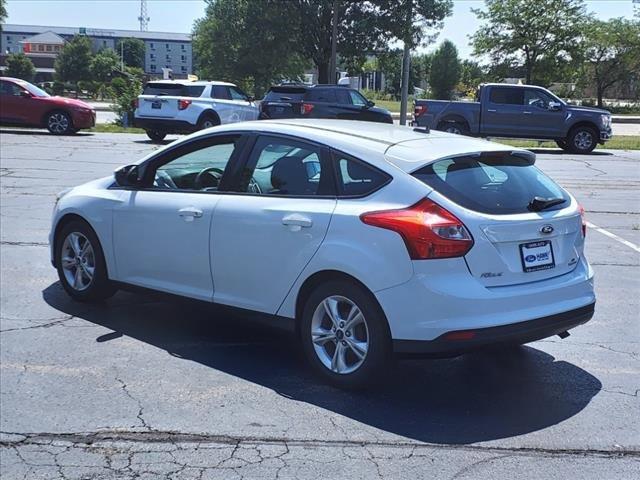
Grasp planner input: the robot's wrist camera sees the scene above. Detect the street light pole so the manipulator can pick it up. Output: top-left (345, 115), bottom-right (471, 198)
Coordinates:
top-left (329, 0), bottom-right (339, 84)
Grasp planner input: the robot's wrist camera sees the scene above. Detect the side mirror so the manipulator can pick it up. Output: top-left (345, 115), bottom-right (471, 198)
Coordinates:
top-left (114, 165), bottom-right (141, 187)
top-left (548, 101), bottom-right (562, 111)
top-left (365, 100), bottom-right (375, 108)
top-left (247, 95), bottom-right (255, 102)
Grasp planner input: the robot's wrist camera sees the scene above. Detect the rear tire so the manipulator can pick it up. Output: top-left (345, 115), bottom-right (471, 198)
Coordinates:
top-left (55, 220), bottom-right (116, 302)
top-left (197, 113), bottom-right (220, 131)
top-left (46, 111), bottom-right (73, 135)
top-left (146, 130), bottom-right (166, 142)
top-left (567, 126), bottom-right (598, 154)
top-left (300, 280), bottom-right (392, 389)
top-left (437, 121), bottom-right (468, 136)
top-left (555, 139), bottom-right (569, 151)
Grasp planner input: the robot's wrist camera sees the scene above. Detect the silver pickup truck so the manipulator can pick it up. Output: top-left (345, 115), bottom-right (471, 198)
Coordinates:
top-left (413, 83), bottom-right (613, 153)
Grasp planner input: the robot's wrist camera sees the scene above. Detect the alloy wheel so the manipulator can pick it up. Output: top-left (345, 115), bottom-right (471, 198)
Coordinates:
top-left (311, 295), bottom-right (369, 374)
top-left (446, 125), bottom-right (462, 135)
top-left (48, 113), bottom-right (70, 134)
top-left (574, 130), bottom-right (593, 151)
top-left (60, 232), bottom-right (95, 291)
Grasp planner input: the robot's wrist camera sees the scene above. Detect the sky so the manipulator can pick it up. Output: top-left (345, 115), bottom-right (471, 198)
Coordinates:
top-left (4, 0), bottom-right (637, 59)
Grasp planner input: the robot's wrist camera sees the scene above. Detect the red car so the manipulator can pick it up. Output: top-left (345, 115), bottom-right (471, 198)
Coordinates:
top-left (0, 77), bottom-right (95, 134)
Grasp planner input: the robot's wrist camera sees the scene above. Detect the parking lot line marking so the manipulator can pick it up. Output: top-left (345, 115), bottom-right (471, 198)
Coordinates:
top-left (586, 221), bottom-right (640, 253)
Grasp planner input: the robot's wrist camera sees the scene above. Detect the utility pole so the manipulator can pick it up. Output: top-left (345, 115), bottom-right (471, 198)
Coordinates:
top-left (138, 0), bottom-right (150, 32)
top-left (399, 1), bottom-right (412, 126)
top-left (328, 0), bottom-right (339, 84)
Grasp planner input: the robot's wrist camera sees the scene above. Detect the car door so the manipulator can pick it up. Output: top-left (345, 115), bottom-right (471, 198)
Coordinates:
top-left (305, 88), bottom-right (338, 118)
top-left (481, 87), bottom-right (525, 137)
top-left (210, 134), bottom-right (337, 313)
top-left (111, 134), bottom-right (247, 301)
top-left (228, 86), bottom-right (258, 121)
top-left (210, 85), bottom-right (241, 124)
top-left (522, 88), bottom-right (566, 138)
top-left (0, 80), bottom-right (30, 124)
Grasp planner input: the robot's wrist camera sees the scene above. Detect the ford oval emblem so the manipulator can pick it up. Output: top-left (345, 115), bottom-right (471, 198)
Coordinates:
top-left (540, 224), bottom-right (554, 234)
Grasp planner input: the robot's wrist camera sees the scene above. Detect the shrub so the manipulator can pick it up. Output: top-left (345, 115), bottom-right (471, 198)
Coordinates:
top-left (111, 78), bottom-right (142, 127)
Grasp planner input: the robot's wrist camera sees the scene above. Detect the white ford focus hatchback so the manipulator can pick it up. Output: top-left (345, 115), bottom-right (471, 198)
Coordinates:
top-left (50, 120), bottom-right (595, 388)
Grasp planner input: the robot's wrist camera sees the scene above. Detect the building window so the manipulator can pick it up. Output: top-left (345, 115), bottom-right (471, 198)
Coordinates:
top-left (6, 46), bottom-right (11, 53)
top-left (103, 40), bottom-right (107, 47)
top-left (46, 45), bottom-right (53, 52)
top-left (181, 44), bottom-right (185, 50)
top-left (38, 44), bottom-right (45, 52)
top-left (150, 64), bottom-right (156, 72)
top-left (181, 66), bottom-right (187, 73)
top-left (165, 43), bottom-right (170, 50)
top-left (54, 45), bottom-right (61, 52)
top-left (150, 53), bottom-right (156, 60)
top-left (149, 42), bottom-right (155, 49)
top-left (181, 55), bottom-right (186, 62)
top-left (166, 54), bottom-right (171, 61)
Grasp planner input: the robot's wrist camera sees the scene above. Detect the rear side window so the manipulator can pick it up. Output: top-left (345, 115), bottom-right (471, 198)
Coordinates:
top-left (334, 153), bottom-right (390, 197)
top-left (306, 88), bottom-right (337, 103)
top-left (264, 87), bottom-right (307, 102)
top-left (211, 85), bottom-right (231, 100)
top-left (143, 83), bottom-right (204, 97)
top-left (413, 154), bottom-right (569, 214)
top-left (489, 87), bottom-right (524, 105)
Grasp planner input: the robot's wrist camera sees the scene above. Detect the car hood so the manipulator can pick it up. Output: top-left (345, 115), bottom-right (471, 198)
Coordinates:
top-left (566, 105), bottom-right (610, 115)
top-left (45, 96), bottom-right (94, 109)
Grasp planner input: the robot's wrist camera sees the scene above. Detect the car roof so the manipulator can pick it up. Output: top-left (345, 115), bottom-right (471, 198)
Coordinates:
top-left (182, 119), bottom-right (529, 174)
top-left (146, 80), bottom-right (235, 87)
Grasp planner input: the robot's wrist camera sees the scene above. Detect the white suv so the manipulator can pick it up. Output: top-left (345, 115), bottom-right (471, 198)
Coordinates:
top-left (133, 80), bottom-right (259, 142)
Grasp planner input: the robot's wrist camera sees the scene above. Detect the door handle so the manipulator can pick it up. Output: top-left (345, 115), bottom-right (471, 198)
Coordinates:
top-left (282, 213), bottom-right (313, 229)
top-left (487, 109), bottom-right (497, 112)
top-left (178, 207), bottom-right (203, 221)
top-left (523, 111), bottom-right (532, 114)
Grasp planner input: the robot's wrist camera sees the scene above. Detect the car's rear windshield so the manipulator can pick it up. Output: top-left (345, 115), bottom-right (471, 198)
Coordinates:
top-left (143, 83), bottom-right (205, 97)
top-left (412, 153), bottom-right (569, 214)
top-left (264, 86), bottom-right (307, 102)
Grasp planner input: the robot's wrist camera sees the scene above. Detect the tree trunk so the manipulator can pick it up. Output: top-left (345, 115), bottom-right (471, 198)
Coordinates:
top-left (328, 0), bottom-right (339, 84)
top-left (317, 61), bottom-right (330, 84)
top-left (596, 84), bottom-right (604, 108)
top-left (399, 42), bottom-right (411, 125)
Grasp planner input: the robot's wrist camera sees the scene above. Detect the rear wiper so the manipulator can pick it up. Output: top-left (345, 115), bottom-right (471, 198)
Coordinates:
top-left (528, 196), bottom-right (565, 211)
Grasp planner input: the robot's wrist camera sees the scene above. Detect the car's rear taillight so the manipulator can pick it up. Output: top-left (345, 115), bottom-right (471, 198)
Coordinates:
top-left (414, 104), bottom-right (427, 118)
top-left (178, 99), bottom-right (192, 110)
top-left (579, 203), bottom-right (587, 237)
top-left (301, 103), bottom-right (314, 115)
top-left (132, 98), bottom-right (139, 109)
top-left (360, 198), bottom-right (473, 259)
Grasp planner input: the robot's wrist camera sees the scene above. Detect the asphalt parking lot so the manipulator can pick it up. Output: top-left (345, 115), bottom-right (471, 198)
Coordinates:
top-left (0, 130), bottom-right (638, 479)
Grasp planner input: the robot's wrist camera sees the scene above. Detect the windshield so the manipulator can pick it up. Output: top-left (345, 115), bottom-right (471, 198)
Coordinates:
top-left (23, 82), bottom-right (50, 98)
top-left (413, 153), bottom-right (569, 215)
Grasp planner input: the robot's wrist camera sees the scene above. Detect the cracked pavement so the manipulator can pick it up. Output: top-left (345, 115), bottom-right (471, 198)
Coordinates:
top-left (0, 131), bottom-right (639, 479)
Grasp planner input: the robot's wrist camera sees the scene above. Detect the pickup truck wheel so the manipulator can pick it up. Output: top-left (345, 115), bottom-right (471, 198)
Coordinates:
top-left (555, 139), bottom-right (569, 151)
top-left (437, 121), bottom-right (468, 136)
top-left (146, 130), bottom-right (166, 143)
top-left (568, 126), bottom-right (597, 154)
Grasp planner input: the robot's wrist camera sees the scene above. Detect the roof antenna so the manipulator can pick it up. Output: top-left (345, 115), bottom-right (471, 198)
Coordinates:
top-left (413, 126), bottom-right (430, 134)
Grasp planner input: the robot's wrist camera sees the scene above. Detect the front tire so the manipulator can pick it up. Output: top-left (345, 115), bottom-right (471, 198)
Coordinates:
top-left (568, 126), bottom-right (598, 154)
top-left (146, 130), bottom-right (167, 142)
top-left (300, 280), bottom-right (392, 389)
top-left (55, 220), bottom-right (116, 302)
top-left (47, 111), bottom-right (73, 135)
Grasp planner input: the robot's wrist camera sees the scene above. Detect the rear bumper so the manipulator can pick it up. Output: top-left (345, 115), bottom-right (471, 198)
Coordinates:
top-left (393, 302), bottom-right (595, 357)
top-left (133, 117), bottom-right (197, 133)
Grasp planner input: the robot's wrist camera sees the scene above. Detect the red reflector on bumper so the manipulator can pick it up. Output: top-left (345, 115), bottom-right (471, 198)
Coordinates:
top-left (443, 331), bottom-right (476, 341)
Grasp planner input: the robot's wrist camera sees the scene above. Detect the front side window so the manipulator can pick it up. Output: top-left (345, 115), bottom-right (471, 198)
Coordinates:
top-left (413, 154), bottom-right (569, 214)
top-left (334, 153), bottom-right (390, 196)
top-left (152, 137), bottom-right (240, 191)
top-left (349, 90), bottom-right (368, 106)
top-left (228, 87), bottom-right (247, 101)
top-left (0, 81), bottom-right (22, 96)
top-left (237, 136), bottom-right (332, 196)
top-left (525, 89), bottom-right (556, 109)
top-left (489, 87), bottom-right (524, 105)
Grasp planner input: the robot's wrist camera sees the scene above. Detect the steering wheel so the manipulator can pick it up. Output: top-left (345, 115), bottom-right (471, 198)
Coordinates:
top-left (194, 167), bottom-right (225, 190)
top-left (247, 177), bottom-right (262, 194)
top-left (154, 170), bottom-right (178, 189)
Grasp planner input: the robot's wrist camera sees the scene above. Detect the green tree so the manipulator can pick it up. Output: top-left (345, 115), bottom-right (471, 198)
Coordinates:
top-left (459, 59), bottom-right (486, 95)
top-left (4, 53), bottom-right (36, 81)
top-left (378, 50), bottom-right (430, 98)
top-left (369, 0), bottom-right (453, 122)
top-left (55, 35), bottom-right (93, 94)
top-left (579, 18), bottom-right (640, 107)
top-left (194, 0), bottom-right (307, 97)
top-left (428, 40), bottom-right (461, 99)
top-left (116, 37), bottom-right (145, 69)
top-left (471, 0), bottom-right (587, 84)
top-left (0, 0), bottom-right (7, 32)
top-left (91, 48), bottom-right (119, 83)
